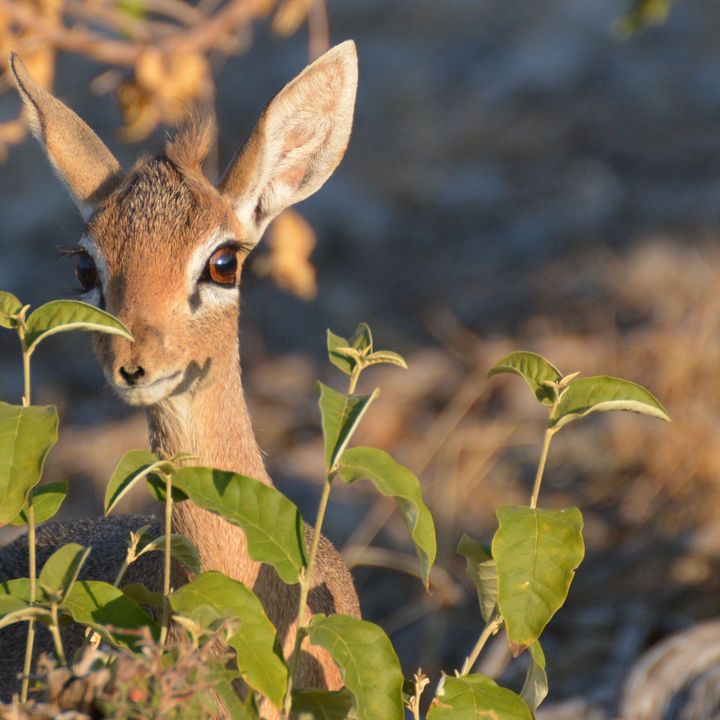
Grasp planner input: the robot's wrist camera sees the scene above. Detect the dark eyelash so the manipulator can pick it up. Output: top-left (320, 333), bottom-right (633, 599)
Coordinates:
top-left (57, 244), bottom-right (87, 258)
top-left (211, 239), bottom-right (252, 257)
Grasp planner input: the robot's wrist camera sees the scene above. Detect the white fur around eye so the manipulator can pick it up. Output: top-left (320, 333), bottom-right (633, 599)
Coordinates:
top-left (80, 286), bottom-right (103, 308)
top-left (198, 282), bottom-right (240, 309)
top-left (188, 229), bottom-right (241, 309)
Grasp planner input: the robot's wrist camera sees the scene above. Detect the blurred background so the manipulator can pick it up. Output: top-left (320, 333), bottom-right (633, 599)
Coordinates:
top-left (2, 0), bottom-right (720, 717)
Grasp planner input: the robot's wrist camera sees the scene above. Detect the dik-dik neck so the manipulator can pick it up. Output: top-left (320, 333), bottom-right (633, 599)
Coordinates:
top-left (146, 337), bottom-right (269, 582)
top-left (146, 337), bottom-right (269, 483)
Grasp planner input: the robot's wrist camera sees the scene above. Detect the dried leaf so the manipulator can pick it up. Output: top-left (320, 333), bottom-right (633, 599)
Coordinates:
top-left (256, 210), bottom-right (317, 300)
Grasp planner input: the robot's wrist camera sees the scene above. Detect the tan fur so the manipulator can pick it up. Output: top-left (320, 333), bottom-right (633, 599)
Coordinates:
top-left (2, 42), bottom-right (360, 718)
top-left (9, 54), bottom-right (123, 219)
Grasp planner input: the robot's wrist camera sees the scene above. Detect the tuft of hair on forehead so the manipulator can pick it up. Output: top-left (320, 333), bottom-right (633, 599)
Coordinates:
top-left (164, 112), bottom-right (217, 179)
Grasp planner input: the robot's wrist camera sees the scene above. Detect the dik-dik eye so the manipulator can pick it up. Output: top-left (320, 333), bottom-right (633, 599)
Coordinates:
top-left (204, 246), bottom-right (239, 286)
top-left (75, 252), bottom-right (98, 292)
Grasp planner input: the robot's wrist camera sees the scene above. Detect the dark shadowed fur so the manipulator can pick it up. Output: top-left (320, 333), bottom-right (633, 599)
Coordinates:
top-left (0, 515), bottom-right (160, 700)
top-left (0, 515), bottom-right (359, 702)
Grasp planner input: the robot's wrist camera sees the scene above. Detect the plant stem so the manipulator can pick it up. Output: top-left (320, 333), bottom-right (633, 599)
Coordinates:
top-left (112, 557), bottom-right (131, 589)
top-left (20, 502), bottom-right (36, 703)
top-left (348, 365), bottom-right (361, 394)
top-left (530, 427), bottom-right (555, 510)
top-left (49, 604), bottom-right (66, 665)
top-left (22, 351), bottom-right (31, 408)
top-left (159, 471), bottom-right (173, 648)
top-left (19, 338), bottom-right (36, 703)
top-left (283, 474), bottom-right (334, 717)
top-left (458, 612), bottom-right (504, 677)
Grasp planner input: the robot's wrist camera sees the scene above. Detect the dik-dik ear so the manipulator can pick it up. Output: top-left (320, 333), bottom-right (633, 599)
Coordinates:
top-left (220, 40), bottom-right (358, 243)
top-left (9, 53), bottom-right (122, 220)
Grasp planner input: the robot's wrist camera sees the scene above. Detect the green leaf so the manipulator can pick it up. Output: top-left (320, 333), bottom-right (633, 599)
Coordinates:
top-left (0, 402), bottom-right (59, 526)
top-left (0, 578), bottom-right (30, 602)
top-left (328, 329), bottom-right (354, 375)
top-left (62, 579), bottom-right (159, 649)
top-left (170, 572), bottom-right (287, 708)
top-left (117, 0), bottom-right (148, 20)
top-left (307, 614), bottom-right (404, 720)
top-left (317, 383), bottom-right (379, 472)
top-left (349, 323), bottom-right (373, 353)
top-left (488, 352), bottom-right (562, 406)
top-left (0, 603), bottom-right (52, 630)
top-left (617, 0), bottom-right (672, 36)
top-left (336, 447), bottom-right (436, 589)
top-left (293, 688), bottom-right (358, 719)
top-left (0, 595), bottom-right (28, 615)
top-left (145, 474), bottom-right (188, 504)
top-left (492, 506), bottom-right (584, 655)
top-left (121, 583), bottom-right (163, 608)
top-left (24, 300), bottom-right (132, 355)
top-left (363, 350), bottom-right (408, 370)
top-left (551, 376), bottom-right (670, 429)
top-left (105, 449), bottom-right (164, 515)
top-left (521, 641), bottom-right (548, 713)
top-left (427, 674), bottom-right (532, 720)
top-left (136, 533), bottom-right (201, 575)
top-left (39, 543), bottom-right (90, 602)
top-left (0, 291), bottom-right (22, 329)
top-left (457, 534), bottom-right (497, 622)
top-left (214, 677), bottom-right (259, 719)
top-left (11, 480), bottom-right (67, 526)
top-left (172, 467), bottom-right (307, 584)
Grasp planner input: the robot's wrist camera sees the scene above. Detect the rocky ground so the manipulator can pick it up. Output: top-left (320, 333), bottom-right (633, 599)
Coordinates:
top-left (2, 1), bottom-right (720, 717)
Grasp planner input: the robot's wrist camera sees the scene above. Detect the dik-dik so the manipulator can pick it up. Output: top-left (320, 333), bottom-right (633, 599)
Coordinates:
top-left (0, 41), bottom-right (361, 712)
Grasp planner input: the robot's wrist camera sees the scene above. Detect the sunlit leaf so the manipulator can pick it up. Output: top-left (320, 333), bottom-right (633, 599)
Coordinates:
top-left (337, 447), bottom-right (436, 589)
top-left (307, 614), bottom-right (404, 720)
top-left (317, 383), bottom-right (379, 472)
top-left (0, 291), bottom-right (21, 329)
top-left (427, 674), bottom-right (531, 720)
top-left (215, 677), bottom-right (260, 719)
top-left (363, 350), bottom-right (408, 370)
top-left (293, 688), bottom-right (358, 719)
top-left (0, 402), bottom-right (58, 526)
top-left (457, 534), bottom-right (497, 622)
top-left (172, 467), bottom-right (307, 584)
top-left (39, 543), bottom-right (90, 602)
top-left (521, 641), bottom-right (548, 713)
top-left (488, 352), bottom-right (562, 406)
top-left (0, 595), bottom-right (27, 615)
top-left (170, 572), bottom-right (287, 708)
top-left (136, 533), bottom-right (200, 575)
top-left (11, 480), bottom-right (67, 526)
top-left (0, 578), bottom-right (30, 602)
top-left (617, 0), bottom-right (672, 37)
top-left (492, 506), bottom-right (584, 654)
top-left (349, 323), bottom-right (373, 354)
top-left (551, 376), bottom-right (670, 429)
top-left (0, 602), bottom-right (52, 630)
top-left (24, 300), bottom-right (132, 355)
top-left (327, 324), bottom-right (374, 375)
top-left (105, 449), bottom-right (163, 515)
top-left (62, 580), bottom-right (159, 649)
top-left (327, 329), bottom-right (354, 375)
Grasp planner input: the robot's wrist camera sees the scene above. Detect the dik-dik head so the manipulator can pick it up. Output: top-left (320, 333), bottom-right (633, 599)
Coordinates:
top-left (9, 43), bottom-right (357, 406)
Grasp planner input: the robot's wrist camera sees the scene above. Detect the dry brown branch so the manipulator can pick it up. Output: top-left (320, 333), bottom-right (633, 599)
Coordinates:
top-left (0, 0), bottom-right (318, 150)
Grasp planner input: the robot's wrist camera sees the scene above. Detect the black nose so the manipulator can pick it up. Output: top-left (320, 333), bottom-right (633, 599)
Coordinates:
top-left (119, 365), bottom-right (145, 386)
